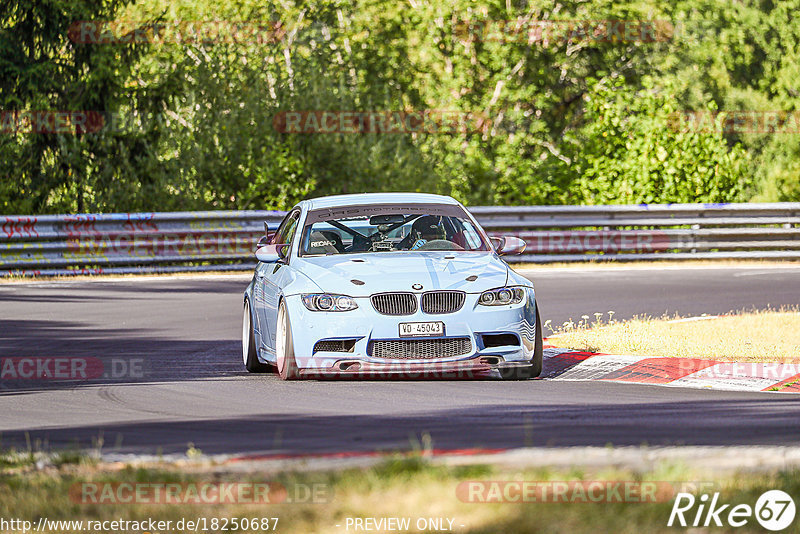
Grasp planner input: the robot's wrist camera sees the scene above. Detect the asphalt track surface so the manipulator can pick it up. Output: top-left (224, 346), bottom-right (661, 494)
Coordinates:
top-left (1, 265), bottom-right (799, 456)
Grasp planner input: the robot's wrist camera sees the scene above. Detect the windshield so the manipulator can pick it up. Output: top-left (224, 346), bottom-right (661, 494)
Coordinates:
top-left (299, 203), bottom-right (490, 256)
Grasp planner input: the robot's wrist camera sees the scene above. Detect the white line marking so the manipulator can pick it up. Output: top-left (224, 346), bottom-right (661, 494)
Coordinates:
top-left (554, 354), bottom-right (645, 381)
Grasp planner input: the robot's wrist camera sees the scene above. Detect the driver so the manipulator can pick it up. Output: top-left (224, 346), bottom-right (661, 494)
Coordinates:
top-left (405, 215), bottom-right (446, 250)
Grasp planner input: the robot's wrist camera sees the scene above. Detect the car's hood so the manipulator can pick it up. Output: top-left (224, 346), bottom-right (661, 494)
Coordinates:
top-left (293, 251), bottom-right (510, 296)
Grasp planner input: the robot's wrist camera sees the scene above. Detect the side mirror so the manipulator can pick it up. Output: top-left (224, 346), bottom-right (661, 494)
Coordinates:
top-left (490, 236), bottom-right (526, 255)
top-left (256, 222), bottom-right (276, 251)
top-left (255, 244), bottom-right (289, 263)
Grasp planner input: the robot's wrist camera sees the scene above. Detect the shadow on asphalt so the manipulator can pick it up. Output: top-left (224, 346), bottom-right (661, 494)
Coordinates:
top-left (2, 396), bottom-right (800, 456)
top-left (0, 318), bottom-right (244, 393)
top-left (0, 317), bottom-right (584, 395)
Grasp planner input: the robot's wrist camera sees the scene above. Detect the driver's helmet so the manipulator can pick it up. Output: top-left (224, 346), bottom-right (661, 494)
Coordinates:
top-left (410, 215), bottom-right (446, 243)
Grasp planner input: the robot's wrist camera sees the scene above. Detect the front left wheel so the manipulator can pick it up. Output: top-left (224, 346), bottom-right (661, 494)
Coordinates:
top-left (243, 300), bottom-right (270, 373)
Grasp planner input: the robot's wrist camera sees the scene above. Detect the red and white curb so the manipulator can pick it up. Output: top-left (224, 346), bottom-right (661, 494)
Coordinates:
top-left (542, 348), bottom-right (800, 393)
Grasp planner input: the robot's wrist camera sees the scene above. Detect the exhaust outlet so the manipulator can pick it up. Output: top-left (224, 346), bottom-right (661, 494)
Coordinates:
top-left (337, 361), bottom-right (362, 371)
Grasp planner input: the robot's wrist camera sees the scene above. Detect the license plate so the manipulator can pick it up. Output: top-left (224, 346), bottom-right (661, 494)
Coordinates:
top-left (399, 321), bottom-right (445, 337)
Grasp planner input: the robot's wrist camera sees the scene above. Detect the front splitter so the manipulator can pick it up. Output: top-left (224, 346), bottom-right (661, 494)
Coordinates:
top-left (298, 356), bottom-right (530, 379)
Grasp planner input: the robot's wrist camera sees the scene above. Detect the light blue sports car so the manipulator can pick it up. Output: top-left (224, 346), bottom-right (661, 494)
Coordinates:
top-left (242, 193), bottom-right (542, 380)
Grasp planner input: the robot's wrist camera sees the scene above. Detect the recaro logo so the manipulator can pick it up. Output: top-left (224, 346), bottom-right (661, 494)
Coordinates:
top-left (668, 490), bottom-right (796, 531)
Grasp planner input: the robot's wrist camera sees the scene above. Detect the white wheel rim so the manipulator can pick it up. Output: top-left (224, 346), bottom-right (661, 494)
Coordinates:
top-left (242, 304), bottom-right (250, 366)
top-left (276, 304), bottom-right (286, 373)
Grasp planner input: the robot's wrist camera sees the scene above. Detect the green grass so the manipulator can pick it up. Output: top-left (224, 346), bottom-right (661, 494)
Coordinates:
top-left (0, 454), bottom-right (798, 533)
top-left (0, 449), bottom-right (36, 469)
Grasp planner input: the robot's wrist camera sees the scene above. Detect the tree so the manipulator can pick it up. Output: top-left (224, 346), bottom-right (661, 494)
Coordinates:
top-left (0, 0), bottom-right (169, 214)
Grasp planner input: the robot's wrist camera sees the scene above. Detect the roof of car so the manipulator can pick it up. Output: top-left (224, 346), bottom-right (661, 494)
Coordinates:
top-left (302, 193), bottom-right (460, 210)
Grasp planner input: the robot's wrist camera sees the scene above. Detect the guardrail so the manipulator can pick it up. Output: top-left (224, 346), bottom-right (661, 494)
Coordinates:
top-left (471, 203), bottom-right (800, 263)
top-left (1, 203), bottom-right (798, 276)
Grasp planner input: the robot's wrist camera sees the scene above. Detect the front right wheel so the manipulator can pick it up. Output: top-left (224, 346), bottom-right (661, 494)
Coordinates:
top-left (500, 302), bottom-right (544, 380)
top-left (243, 300), bottom-right (270, 373)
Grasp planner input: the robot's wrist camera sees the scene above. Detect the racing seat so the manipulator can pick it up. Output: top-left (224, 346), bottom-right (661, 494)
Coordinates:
top-left (307, 231), bottom-right (344, 255)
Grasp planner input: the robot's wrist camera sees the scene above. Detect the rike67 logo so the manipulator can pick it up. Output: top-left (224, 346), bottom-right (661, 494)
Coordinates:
top-left (668, 490), bottom-right (796, 531)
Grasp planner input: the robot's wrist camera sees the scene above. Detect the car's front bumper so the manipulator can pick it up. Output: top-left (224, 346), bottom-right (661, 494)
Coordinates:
top-left (297, 357), bottom-right (534, 378)
top-left (284, 288), bottom-right (537, 376)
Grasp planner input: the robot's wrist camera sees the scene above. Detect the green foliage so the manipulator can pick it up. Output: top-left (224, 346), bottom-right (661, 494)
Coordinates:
top-left (0, 0), bottom-right (796, 214)
top-left (564, 78), bottom-right (750, 204)
top-left (0, 0), bottom-right (170, 213)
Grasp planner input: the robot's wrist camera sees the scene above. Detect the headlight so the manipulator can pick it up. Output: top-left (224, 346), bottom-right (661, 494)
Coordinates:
top-left (478, 287), bottom-right (526, 306)
top-left (302, 293), bottom-right (358, 312)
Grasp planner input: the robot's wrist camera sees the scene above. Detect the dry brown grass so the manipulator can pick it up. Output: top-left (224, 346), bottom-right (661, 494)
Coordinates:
top-left (515, 259), bottom-right (800, 270)
top-left (546, 308), bottom-right (800, 363)
top-left (0, 271), bottom-right (250, 284)
top-left (4, 260), bottom-right (799, 284)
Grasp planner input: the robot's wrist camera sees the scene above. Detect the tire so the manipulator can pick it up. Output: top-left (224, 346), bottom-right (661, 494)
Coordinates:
top-left (243, 300), bottom-right (270, 373)
top-left (276, 300), bottom-right (300, 380)
top-left (500, 301), bottom-right (544, 380)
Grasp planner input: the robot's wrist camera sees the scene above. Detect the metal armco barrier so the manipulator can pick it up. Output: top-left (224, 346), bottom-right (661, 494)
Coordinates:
top-left (469, 203), bottom-right (800, 263)
top-left (0, 211), bottom-right (285, 277)
top-left (1, 203), bottom-right (799, 276)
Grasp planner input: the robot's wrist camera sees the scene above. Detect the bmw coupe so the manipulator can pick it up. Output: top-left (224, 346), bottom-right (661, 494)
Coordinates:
top-left (242, 193), bottom-right (542, 380)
